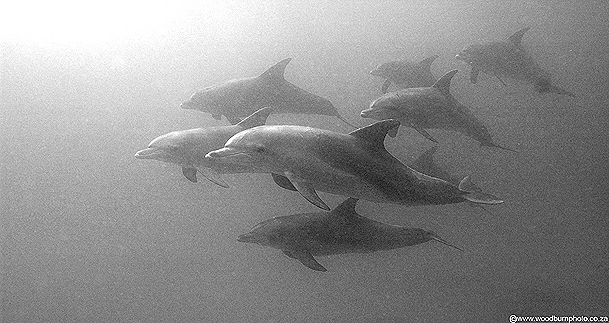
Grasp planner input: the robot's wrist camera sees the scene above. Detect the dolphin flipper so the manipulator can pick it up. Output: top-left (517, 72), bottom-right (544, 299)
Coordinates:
top-left (470, 68), bottom-right (480, 84)
top-left (387, 125), bottom-right (399, 138)
top-left (271, 173), bottom-right (297, 191)
top-left (534, 82), bottom-right (576, 98)
top-left (199, 167), bottom-right (230, 188)
top-left (182, 167), bottom-right (198, 183)
top-left (284, 172), bottom-right (330, 210)
top-left (212, 114), bottom-right (223, 121)
top-left (381, 79), bottom-right (392, 94)
top-left (283, 250), bottom-right (327, 272)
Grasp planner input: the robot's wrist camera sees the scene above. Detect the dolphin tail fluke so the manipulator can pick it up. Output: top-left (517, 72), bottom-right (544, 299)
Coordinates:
top-left (459, 176), bottom-right (503, 205)
top-left (463, 191), bottom-right (504, 205)
top-left (534, 82), bottom-right (575, 98)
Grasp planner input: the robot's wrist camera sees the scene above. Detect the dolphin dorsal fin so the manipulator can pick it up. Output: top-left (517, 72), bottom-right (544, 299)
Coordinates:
top-left (507, 27), bottom-right (530, 47)
top-left (349, 120), bottom-right (401, 150)
top-left (432, 70), bottom-right (458, 97)
top-left (259, 58), bottom-right (292, 81)
top-left (330, 198), bottom-right (359, 218)
top-left (236, 107), bottom-right (272, 129)
top-left (418, 55), bottom-right (439, 70)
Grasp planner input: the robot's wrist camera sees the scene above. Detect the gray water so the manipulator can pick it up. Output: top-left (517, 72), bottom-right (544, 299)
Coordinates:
top-left (2, 1), bottom-right (608, 322)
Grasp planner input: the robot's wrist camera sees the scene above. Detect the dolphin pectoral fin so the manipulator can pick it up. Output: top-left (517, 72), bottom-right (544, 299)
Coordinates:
top-left (284, 172), bottom-right (330, 210)
top-left (199, 167), bottom-right (230, 188)
top-left (411, 123), bottom-right (437, 143)
top-left (535, 83), bottom-right (576, 98)
top-left (212, 114), bottom-right (223, 120)
top-left (381, 79), bottom-right (392, 94)
top-left (271, 173), bottom-right (297, 191)
top-left (387, 125), bottom-right (399, 138)
top-left (496, 75), bottom-right (507, 87)
top-left (470, 68), bottom-right (480, 84)
top-left (225, 114), bottom-right (242, 125)
top-left (182, 167), bottom-right (198, 183)
top-left (284, 250), bottom-right (327, 272)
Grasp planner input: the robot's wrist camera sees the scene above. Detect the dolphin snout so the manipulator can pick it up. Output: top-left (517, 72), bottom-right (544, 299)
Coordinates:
top-left (134, 148), bottom-right (157, 159)
top-left (205, 147), bottom-right (237, 159)
top-left (237, 233), bottom-right (264, 244)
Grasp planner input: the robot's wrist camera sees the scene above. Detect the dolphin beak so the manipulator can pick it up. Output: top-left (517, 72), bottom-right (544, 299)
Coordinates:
top-left (360, 109), bottom-right (373, 118)
top-left (206, 147), bottom-right (242, 159)
top-left (180, 100), bottom-right (195, 110)
top-left (237, 233), bottom-right (263, 244)
top-left (206, 147), bottom-right (254, 165)
top-left (134, 148), bottom-right (160, 159)
top-left (431, 235), bottom-right (464, 252)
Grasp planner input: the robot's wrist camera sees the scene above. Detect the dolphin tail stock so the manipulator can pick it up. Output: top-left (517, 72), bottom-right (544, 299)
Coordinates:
top-left (458, 176), bottom-right (504, 205)
top-left (534, 81), bottom-right (575, 98)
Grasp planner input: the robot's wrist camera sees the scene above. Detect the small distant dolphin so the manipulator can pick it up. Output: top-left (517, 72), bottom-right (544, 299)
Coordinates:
top-left (206, 119), bottom-right (503, 211)
top-left (370, 55), bottom-right (439, 93)
top-left (238, 198), bottom-right (462, 272)
top-left (180, 58), bottom-right (355, 126)
top-left (360, 70), bottom-right (514, 151)
top-left (134, 108), bottom-right (294, 189)
top-left (455, 27), bottom-right (575, 97)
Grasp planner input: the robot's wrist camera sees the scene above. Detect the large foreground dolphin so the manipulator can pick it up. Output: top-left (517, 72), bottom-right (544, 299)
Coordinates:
top-left (238, 198), bottom-right (462, 271)
top-left (135, 108), bottom-right (293, 188)
top-left (370, 55), bottom-right (438, 94)
top-left (205, 119), bottom-right (503, 211)
top-left (360, 70), bottom-right (514, 151)
top-left (180, 58), bottom-right (355, 126)
top-left (455, 27), bottom-right (575, 97)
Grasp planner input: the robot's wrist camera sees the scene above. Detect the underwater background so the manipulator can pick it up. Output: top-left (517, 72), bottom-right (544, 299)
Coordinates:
top-left (2, 1), bottom-right (608, 322)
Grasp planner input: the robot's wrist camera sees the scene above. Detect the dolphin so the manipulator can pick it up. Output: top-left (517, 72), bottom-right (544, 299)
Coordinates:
top-left (370, 55), bottom-right (439, 94)
top-left (180, 58), bottom-right (355, 126)
top-left (205, 119), bottom-right (503, 211)
top-left (134, 107), bottom-right (295, 189)
top-left (238, 198), bottom-right (462, 271)
top-left (455, 27), bottom-right (575, 97)
top-left (360, 70), bottom-right (514, 151)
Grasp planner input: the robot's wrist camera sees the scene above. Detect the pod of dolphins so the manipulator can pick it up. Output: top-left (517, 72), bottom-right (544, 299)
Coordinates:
top-left (136, 28), bottom-right (574, 272)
